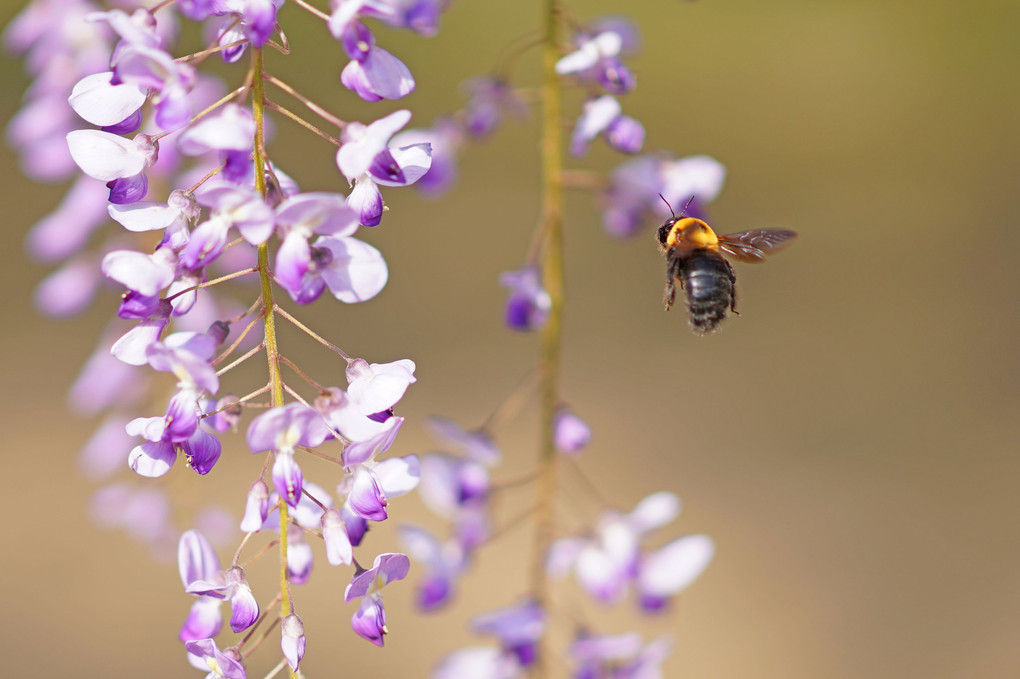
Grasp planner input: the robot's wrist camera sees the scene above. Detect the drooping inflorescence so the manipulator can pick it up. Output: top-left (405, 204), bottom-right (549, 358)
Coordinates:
top-left (5, 1), bottom-right (722, 677)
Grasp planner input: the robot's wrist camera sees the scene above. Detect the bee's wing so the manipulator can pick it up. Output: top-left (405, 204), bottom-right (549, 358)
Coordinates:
top-left (717, 229), bottom-right (797, 263)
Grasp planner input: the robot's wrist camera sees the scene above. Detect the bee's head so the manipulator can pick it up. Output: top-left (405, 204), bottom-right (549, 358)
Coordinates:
top-left (656, 218), bottom-right (678, 247)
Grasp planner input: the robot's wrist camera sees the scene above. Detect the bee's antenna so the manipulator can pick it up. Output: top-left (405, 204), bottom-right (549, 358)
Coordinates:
top-left (658, 193), bottom-right (676, 219)
top-left (679, 195), bottom-right (696, 218)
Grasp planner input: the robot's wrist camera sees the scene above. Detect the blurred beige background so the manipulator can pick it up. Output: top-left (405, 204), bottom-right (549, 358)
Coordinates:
top-left (1, 1), bottom-right (1018, 677)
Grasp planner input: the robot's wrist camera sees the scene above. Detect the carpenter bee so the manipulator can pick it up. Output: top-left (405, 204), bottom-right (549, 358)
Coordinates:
top-left (657, 197), bottom-right (796, 333)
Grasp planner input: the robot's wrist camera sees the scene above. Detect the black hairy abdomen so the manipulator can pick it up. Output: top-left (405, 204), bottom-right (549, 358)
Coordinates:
top-left (676, 251), bottom-right (736, 333)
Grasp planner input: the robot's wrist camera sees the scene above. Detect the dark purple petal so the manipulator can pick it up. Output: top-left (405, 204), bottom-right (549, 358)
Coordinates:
top-left (347, 468), bottom-right (388, 521)
top-left (107, 172), bottom-right (148, 204)
top-left (368, 149), bottom-right (405, 183)
top-left (118, 290), bottom-right (162, 319)
top-left (272, 450), bottom-right (303, 508)
top-left (341, 504), bottom-right (369, 546)
top-left (351, 598), bottom-right (386, 646)
top-left (103, 108), bottom-right (143, 135)
top-left (182, 429), bottom-right (222, 475)
top-left (418, 573), bottom-right (453, 611)
top-left (165, 390), bottom-right (200, 443)
top-left (342, 20), bottom-right (375, 62)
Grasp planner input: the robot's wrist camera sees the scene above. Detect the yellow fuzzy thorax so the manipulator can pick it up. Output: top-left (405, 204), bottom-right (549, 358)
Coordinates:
top-left (666, 218), bottom-right (719, 249)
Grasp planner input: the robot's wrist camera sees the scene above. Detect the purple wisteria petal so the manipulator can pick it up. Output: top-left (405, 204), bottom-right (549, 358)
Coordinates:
top-left (181, 429), bottom-right (222, 475)
top-left (627, 491), bottom-right (680, 533)
top-left (347, 466), bottom-right (388, 521)
top-left (275, 192), bottom-right (360, 237)
top-left (78, 415), bottom-right (134, 480)
top-left (178, 529), bottom-right (222, 587)
top-left (374, 454), bottom-right (420, 498)
top-left (66, 130), bottom-right (156, 181)
top-left (570, 95), bottom-right (621, 156)
top-left (34, 257), bottom-right (100, 318)
top-left (461, 76), bottom-right (528, 138)
top-left (240, 480), bottom-right (270, 532)
top-left (345, 552), bottom-right (411, 601)
top-left (102, 248), bottom-right (176, 298)
top-left (553, 407), bottom-right (591, 456)
top-left (351, 597), bottom-right (387, 646)
top-left (239, 0), bottom-right (278, 47)
top-left (317, 387), bottom-right (392, 442)
top-left (342, 504), bottom-right (369, 546)
top-left (472, 599), bottom-right (546, 666)
top-left (165, 390), bottom-right (201, 443)
top-left (346, 179), bottom-right (384, 226)
top-left (321, 507), bottom-right (354, 566)
top-left (287, 538), bottom-right (314, 584)
top-left (337, 109), bottom-right (412, 180)
top-left (224, 567), bottom-right (259, 632)
top-left (109, 191), bottom-right (199, 233)
top-left (128, 439), bottom-right (177, 477)
top-left (246, 402), bottom-right (330, 453)
top-left (281, 614), bottom-right (306, 671)
top-left (606, 115), bottom-right (644, 154)
top-left (272, 449), bottom-right (304, 508)
top-left (106, 172), bottom-right (148, 204)
top-left (343, 416), bottom-right (403, 467)
top-left (341, 46), bottom-right (415, 101)
top-left (180, 596), bottom-right (224, 642)
top-left (345, 358), bottom-right (416, 415)
top-left (500, 265), bottom-right (551, 332)
top-left (68, 71), bottom-right (146, 127)
top-left (372, 143), bottom-right (432, 187)
top-left (660, 154), bottom-right (727, 209)
top-left (428, 417), bottom-right (501, 466)
top-left (275, 230), bottom-right (312, 294)
top-left (185, 638), bottom-right (246, 679)
top-left (637, 534), bottom-right (714, 601)
top-left (391, 121), bottom-right (459, 195)
top-left (25, 177), bottom-right (111, 262)
top-left (433, 647), bottom-right (521, 679)
top-left (177, 103), bottom-right (255, 155)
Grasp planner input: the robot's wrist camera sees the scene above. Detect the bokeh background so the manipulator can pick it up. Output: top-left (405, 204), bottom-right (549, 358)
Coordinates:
top-left (1, 0), bottom-right (1017, 677)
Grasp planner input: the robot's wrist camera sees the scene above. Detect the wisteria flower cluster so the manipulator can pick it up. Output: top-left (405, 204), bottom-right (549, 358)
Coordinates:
top-left (6, 0), bottom-right (452, 674)
top-left (6, 0), bottom-right (724, 676)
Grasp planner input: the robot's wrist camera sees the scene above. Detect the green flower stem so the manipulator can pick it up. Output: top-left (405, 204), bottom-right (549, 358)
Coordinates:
top-left (252, 46), bottom-right (295, 667)
top-left (531, 0), bottom-right (565, 674)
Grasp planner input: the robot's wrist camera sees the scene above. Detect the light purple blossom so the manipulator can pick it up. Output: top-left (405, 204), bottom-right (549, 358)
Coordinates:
top-left (569, 95), bottom-right (644, 157)
top-left (461, 76), bottom-right (528, 138)
top-left (68, 71), bottom-right (146, 128)
top-left (398, 524), bottom-right (466, 611)
top-left (345, 358), bottom-right (417, 416)
top-left (66, 130), bottom-right (158, 182)
top-left (336, 110), bottom-right (432, 225)
top-left (185, 638), bottom-right (246, 679)
top-left (545, 492), bottom-right (711, 608)
top-left (321, 507), bottom-right (354, 566)
top-left (553, 406), bottom-right (591, 457)
top-left (344, 552), bottom-right (411, 646)
top-left (339, 416), bottom-right (420, 522)
top-left (603, 154), bottom-right (726, 237)
top-left (281, 614), bottom-right (306, 671)
top-left (247, 403), bottom-right (330, 507)
top-left (433, 647), bottom-right (522, 679)
top-left (556, 18), bottom-right (638, 94)
top-left (499, 265), bottom-right (551, 332)
top-left (391, 118), bottom-right (461, 196)
top-left (181, 184), bottom-right (275, 269)
top-left (240, 480), bottom-right (270, 532)
top-left (341, 45), bottom-right (415, 101)
top-left (471, 599), bottom-right (546, 668)
top-left (177, 103), bottom-right (256, 182)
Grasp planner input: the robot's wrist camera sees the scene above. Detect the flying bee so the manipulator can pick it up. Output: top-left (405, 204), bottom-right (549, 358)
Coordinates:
top-left (657, 197), bottom-right (797, 334)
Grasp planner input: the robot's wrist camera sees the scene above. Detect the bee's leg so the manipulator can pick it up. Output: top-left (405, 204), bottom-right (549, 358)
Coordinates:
top-left (663, 276), bottom-right (676, 311)
top-left (726, 261), bottom-right (739, 315)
